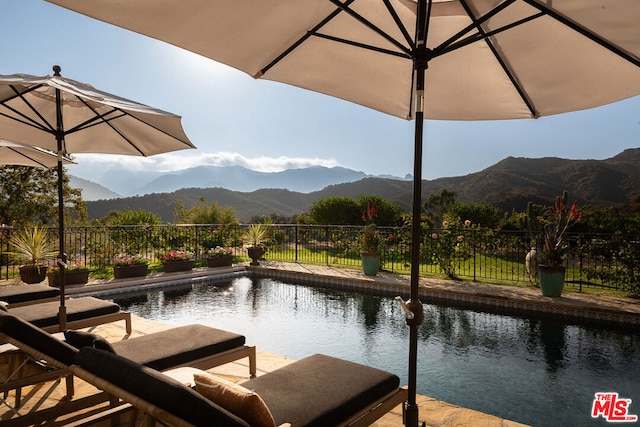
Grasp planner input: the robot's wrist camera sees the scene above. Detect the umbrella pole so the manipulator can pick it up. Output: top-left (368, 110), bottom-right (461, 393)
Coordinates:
top-left (54, 66), bottom-right (67, 330)
top-left (404, 3), bottom-right (428, 425)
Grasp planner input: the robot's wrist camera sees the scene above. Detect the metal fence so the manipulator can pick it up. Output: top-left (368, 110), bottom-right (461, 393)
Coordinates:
top-left (1, 224), bottom-right (638, 292)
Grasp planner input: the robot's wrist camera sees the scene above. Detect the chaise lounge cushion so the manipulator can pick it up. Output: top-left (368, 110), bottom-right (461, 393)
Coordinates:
top-left (75, 347), bottom-right (249, 426)
top-left (8, 297), bottom-right (121, 328)
top-left (64, 329), bottom-right (115, 353)
top-left (243, 354), bottom-right (401, 427)
top-left (111, 324), bottom-right (245, 371)
top-left (0, 284), bottom-right (59, 304)
top-left (0, 310), bottom-right (77, 366)
top-left (194, 372), bottom-right (276, 427)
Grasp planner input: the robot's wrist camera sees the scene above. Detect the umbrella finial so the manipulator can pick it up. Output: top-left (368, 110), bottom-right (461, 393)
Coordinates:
top-left (53, 65), bottom-right (61, 76)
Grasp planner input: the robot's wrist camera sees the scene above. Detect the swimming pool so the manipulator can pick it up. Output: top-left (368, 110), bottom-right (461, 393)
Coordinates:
top-left (110, 276), bottom-right (640, 427)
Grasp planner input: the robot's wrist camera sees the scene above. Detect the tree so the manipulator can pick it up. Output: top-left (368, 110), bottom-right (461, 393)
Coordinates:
top-left (175, 197), bottom-right (236, 224)
top-left (424, 188), bottom-right (457, 224)
top-left (0, 165), bottom-right (86, 227)
top-left (308, 196), bottom-right (360, 225)
top-left (96, 209), bottom-right (162, 226)
top-left (448, 202), bottom-right (501, 229)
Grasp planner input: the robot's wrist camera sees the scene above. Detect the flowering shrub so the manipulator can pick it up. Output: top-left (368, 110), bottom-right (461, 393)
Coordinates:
top-left (161, 250), bottom-right (193, 262)
top-left (426, 217), bottom-right (473, 278)
top-left (208, 246), bottom-right (233, 258)
top-left (113, 255), bottom-right (147, 266)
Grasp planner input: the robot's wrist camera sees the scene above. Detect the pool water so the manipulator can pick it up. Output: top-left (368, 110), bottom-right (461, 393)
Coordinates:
top-left (111, 276), bottom-right (640, 427)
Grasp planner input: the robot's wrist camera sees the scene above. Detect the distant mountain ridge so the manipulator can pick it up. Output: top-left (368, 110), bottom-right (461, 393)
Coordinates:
top-left (84, 148), bottom-right (640, 222)
top-left (72, 165), bottom-right (387, 200)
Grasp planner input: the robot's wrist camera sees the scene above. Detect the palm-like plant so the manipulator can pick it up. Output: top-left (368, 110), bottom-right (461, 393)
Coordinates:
top-left (243, 224), bottom-right (268, 247)
top-left (6, 225), bottom-right (57, 265)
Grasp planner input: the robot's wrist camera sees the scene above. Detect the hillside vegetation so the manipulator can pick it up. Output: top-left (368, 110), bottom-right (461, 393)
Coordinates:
top-left (86, 148), bottom-right (640, 222)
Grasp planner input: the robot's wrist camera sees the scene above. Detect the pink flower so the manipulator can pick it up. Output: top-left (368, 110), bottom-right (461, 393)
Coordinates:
top-left (464, 220), bottom-right (471, 226)
top-left (442, 221), bottom-right (449, 227)
top-left (431, 233), bottom-right (438, 239)
top-left (457, 235), bottom-right (464, 242)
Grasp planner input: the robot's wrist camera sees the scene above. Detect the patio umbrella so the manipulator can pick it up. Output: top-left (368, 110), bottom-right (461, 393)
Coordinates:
top-left (0, 66), bottom-right (195, 330)
top-left (47, 1), bottom-right (640, 424)
top-left (0, 140), bottom-right (73, 169)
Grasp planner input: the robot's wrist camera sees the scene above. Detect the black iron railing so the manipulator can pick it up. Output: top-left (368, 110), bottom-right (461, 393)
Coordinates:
top-left (1, 224), bottom-right (638, 292)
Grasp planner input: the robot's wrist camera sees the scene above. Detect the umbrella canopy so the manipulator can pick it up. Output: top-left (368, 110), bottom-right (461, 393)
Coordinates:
top-left (0, 140), bottom-right (73, 168)
top-left (0, 66), bottom-right (195, 330)
top-left (47, 1), bottom-right (640, 425)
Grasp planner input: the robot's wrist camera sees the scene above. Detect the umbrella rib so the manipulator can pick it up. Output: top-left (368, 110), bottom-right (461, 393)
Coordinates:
top-left (446, 0), bottom-right (539, 117)
top-left (0, 84), bottom-right (56, 133)
top-left (313, 32), bottom-right (410, 59)
top-left (66, 95), bottom-right (192, 154)
top-left (523, 0), bottom-right (640, 67)
top-left (259, 1), bottom-right (356, 76)
top-left (7, 147), bottom-right (49, 168)
top-left (327, 0), bottom-right (412, 55)
top-left (260, 0), bottom-right (411, 75)
top-left (382, 0), bottom-right (415, 49)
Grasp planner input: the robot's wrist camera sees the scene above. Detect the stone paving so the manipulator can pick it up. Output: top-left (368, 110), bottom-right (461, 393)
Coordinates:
top-left (2, 262), bottom-right (639, 426)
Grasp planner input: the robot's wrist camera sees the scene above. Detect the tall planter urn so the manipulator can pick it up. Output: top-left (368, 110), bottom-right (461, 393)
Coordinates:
top-left (162, 260), bottom-right (194, 273)
top-left (247, 247), bottom-right (264, 266)
top-left (114, 264), bottom-right (148, 279)
top-left (361, 252), bottom-right (381, 276)
top-left (539, 265), bottom-right (565, 297)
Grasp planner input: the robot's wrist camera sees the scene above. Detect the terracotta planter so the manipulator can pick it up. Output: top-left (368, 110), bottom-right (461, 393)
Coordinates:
top-left (47, 270), bottom-right (90, 287)
top-left (247, 247), bottom-right (264, 266)
top-left (207, 256), bottom-right (233, 268)
top-left (539, 265), bottom-right (565, 297)
top-left (19, 265), bottom-right (48, 284)
top-left (114, 264), bottom-right (149, 279)
top-left (162, 260), bottom-right (194, 273)
top-left (361, 252), bottom-right (381, 276)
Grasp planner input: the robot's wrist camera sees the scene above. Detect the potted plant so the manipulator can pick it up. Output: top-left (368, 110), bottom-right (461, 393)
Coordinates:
top-left (360, 201), bottom-right (382, 276)
top-left (207, 246), bottom-right (234, 268)
top-left (47, 262), bottom-right (90, 287)
top-left (243, 224), bottom-right (268, 266)
top-left (113, 255), bottom-right (149, 279)
top-left (161, 250), bottom-right (194, 273)
top-left (536, 192), bottom-right (583, 297)
top-left (5, 225), bottom-right (57, 284)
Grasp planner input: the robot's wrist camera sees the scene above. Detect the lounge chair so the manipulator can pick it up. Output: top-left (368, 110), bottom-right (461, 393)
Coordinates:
top-left (7, 296), bottom-right (132, 334)
top-left (70, 346), bottom-right (407, 427)
top-left (0, 284), bottom-right (60, 307)
top-left (0, 311), bottom-right (256, 426)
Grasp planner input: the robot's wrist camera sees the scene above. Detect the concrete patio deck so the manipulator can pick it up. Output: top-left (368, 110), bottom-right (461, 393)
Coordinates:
top-left (3, 261), bottom-right (639, 426)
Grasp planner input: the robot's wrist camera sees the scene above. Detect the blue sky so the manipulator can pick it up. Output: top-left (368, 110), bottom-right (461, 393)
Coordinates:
top-left (2, 0), bottom-right (639, 182)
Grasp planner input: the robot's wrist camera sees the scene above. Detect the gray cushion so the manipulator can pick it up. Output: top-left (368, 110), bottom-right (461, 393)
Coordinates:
top-left (64, 329), bottom-right (115, 353)
top-left (111, 324), bottom-right (245, 371)
top-left (0, 284), bottom-right (59, 304)
top-left (0, 310), bottom-right (78, 366)
top-left (75, 347), bottom-right (249, 426)
top-left (244, 354), bottom-right (400, 427)
top-left (8, 297), bottom-right (120, 328)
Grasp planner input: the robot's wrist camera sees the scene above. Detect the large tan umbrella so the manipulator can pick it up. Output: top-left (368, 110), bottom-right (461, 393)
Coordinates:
top-left (0, 140), bottom-right (73, 168)
top-left (0, 66), bottom-right (195, 330)
top-left (47, 1), bottom-right (640, 424)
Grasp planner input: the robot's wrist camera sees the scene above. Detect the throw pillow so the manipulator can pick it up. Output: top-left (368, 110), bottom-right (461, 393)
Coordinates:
top-left (64, 329), bottom-right (115, 353)
top-left (194, 372), bottom-right (276, 427)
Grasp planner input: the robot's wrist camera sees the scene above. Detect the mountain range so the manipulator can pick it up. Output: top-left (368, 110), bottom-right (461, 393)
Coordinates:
top-left (70, 165), bottom-right (405, 200)
top-left (81, 148), bottom-right (640, 222)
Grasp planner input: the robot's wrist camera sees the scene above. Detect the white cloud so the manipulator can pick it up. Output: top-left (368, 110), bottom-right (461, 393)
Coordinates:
top-left (68, 152), bottom-right (341, 177)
